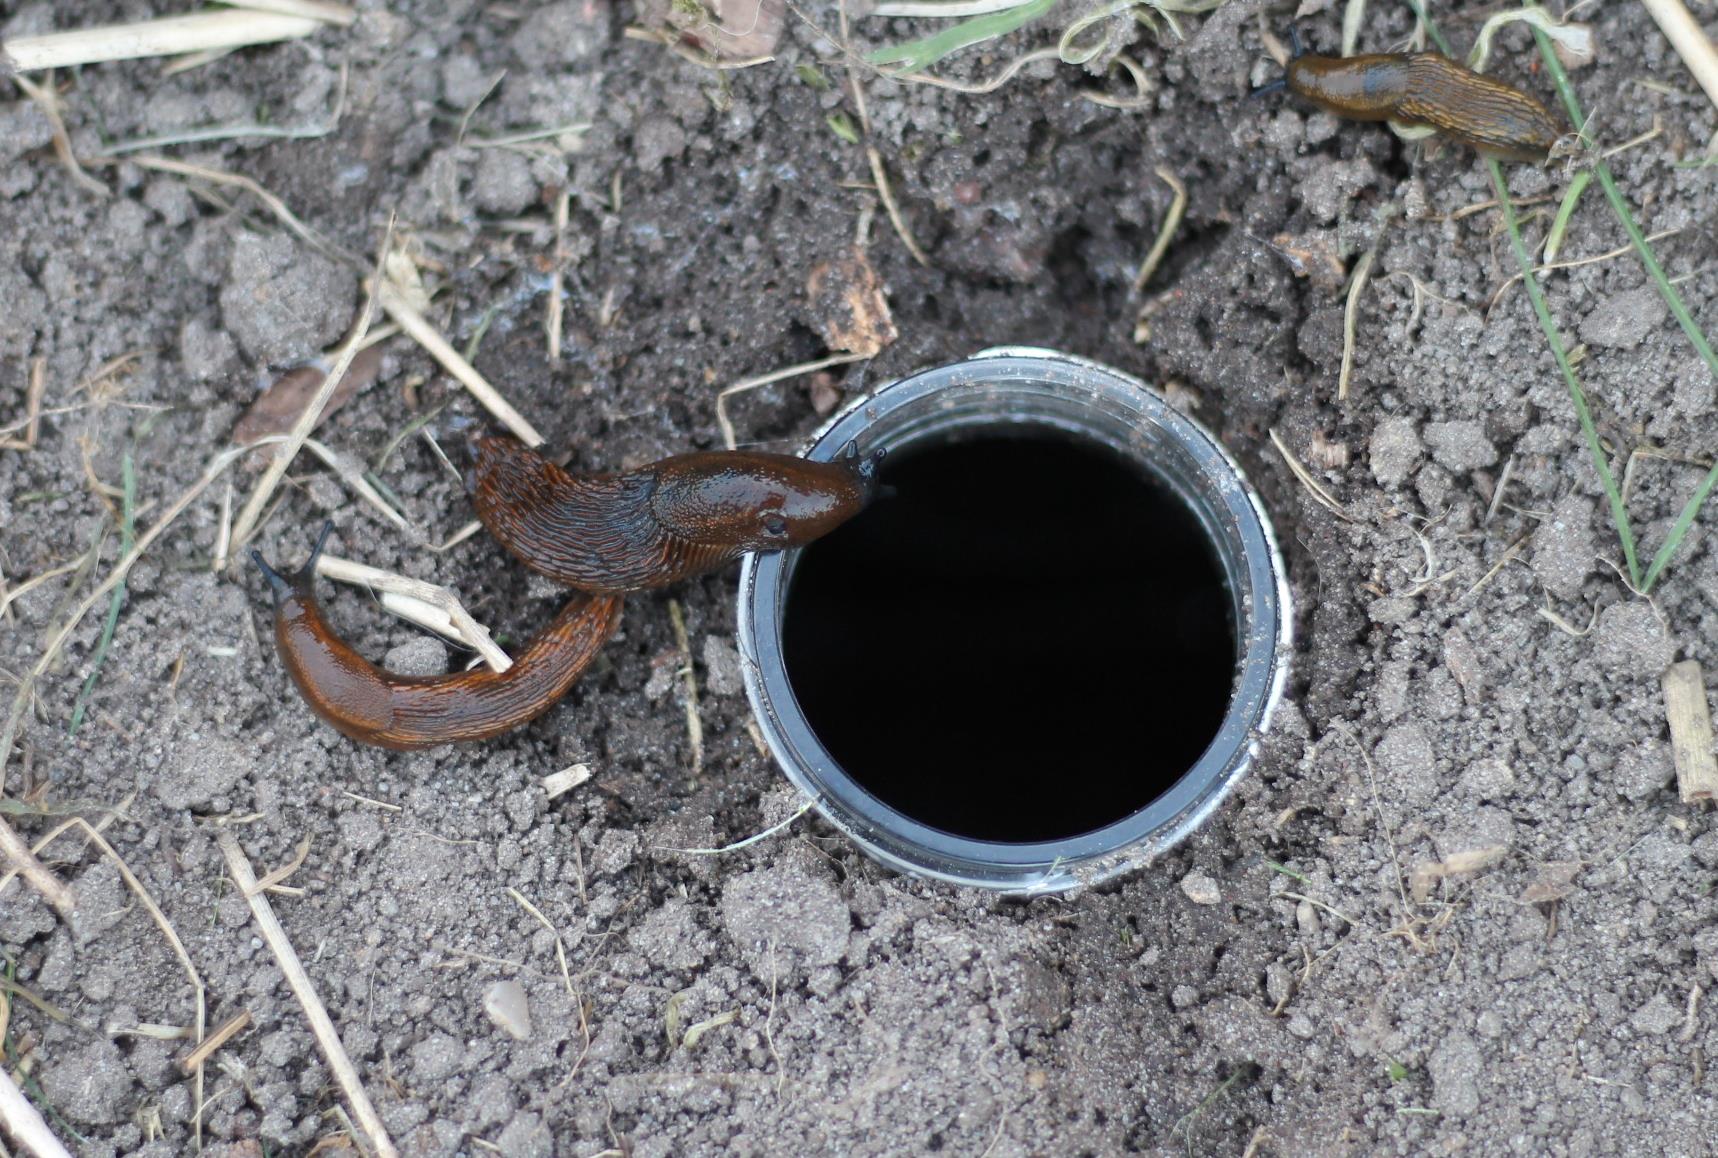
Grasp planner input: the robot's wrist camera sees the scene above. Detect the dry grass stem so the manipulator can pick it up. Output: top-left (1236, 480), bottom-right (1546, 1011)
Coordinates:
top-left (667, 599), bottom-right (705, 777)
top-left (217, 829), bottom-right (400, 1158)
top-left (231, 225), bottom-right (391, 553)
top-left (129, 155), bottom-right (357, 266)
top-left (890, 47), bottom-right (1061, 93)
top-left (3, 11), bottom-right (325, 72)
top-left (1662, 660), bottom-right (1718, 804)
top-left (1638, 0), bottom-right (1718, 112)
top-left (1, 436), bottom-right (290, 795)
top-left (1338, 246), bottom-right (1377, 401)
top-left (1269, 429), bottom-right (1354, 522)
top-left (431, 519), bottom-right (483, 552)
top-left (315, 553), bottom-right (511, 671)
top-left (8, 73), bottom-right (108, 198)
top-left (0, 558), bottom-right (82, 621)
top-left (0, 1068), bottom-right (71, 1158)
top-left (0, 358), bottom-right (47, 452)
top-left (655, 799), bottom-right (814, 855)
top-left (867, 146), bottom-right (930, 266)
top-left (548, 189), bottom-right (571, 364)
top-left (179, 1010), bottom-right (254, 1076)
top-left (377, 281), bottom-right (545, 447)
top-left (1131, 167), bottom-right (1187, 293)
top-left (300, 436), bottom-right (411, 532)
top-left (1488, 229), bottom-right (1679, 312)
top-left (716, 351), bottom-right (867, 448)
top-left (248, 835), bottom-right (313, 896)
top-left (1460, 531), bottom-right (1533, 601)
top-left (0, 818), bottom-right (75, 921)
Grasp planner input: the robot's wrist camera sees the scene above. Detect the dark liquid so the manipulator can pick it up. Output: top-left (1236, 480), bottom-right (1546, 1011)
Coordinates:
top-left (783, 436), bottom-right (1236, 843)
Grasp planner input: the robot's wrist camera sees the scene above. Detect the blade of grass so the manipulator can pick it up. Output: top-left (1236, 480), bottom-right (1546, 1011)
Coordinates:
top-left (868, 0), bottom-right (1056, 71)
top-left (1530, 27), bottom-right (1718, 591)
top-left (1487, 158), bottom-right (1641, 586)
top-left (68, 451), bottom-right (135, 736)
top-left (1542, 169), bottom-right (1591, 263)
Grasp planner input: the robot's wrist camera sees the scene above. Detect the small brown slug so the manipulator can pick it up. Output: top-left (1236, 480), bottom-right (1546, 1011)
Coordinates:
top-left (252, 525), bottom-right (623, 750)
top-left (1283, 51), bottom-right (1563, 163)
top-left (463, 433), bottom-right (886, 593)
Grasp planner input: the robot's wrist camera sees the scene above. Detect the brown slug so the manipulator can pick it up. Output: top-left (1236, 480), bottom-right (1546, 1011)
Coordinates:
top-left (463, 433), bottom-right (886, 593)
top-left (1282, 51), bottom-right (1563, 163)
top-left (252, 525), bottom-right (623, 750)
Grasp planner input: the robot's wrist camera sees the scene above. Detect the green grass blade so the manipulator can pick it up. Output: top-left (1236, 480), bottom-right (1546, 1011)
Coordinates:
top-left (69, 452), bottom-right (136, 736)
top-left (1530, 29), bottom-right (1718, 590)
top-left (1643, 460), bottom-right (1718, 591)
top-left (1543, 169), bottom-right (1590, 263)
top-left (1487, 160), bottom-right (1641, 586)
top-left (868, 0), bottom-right (1058, 71)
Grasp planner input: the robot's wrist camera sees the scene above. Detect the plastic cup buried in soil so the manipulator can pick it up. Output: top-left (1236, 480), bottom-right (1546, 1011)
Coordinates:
top-left (737, 348), bottom-right (1291, 893)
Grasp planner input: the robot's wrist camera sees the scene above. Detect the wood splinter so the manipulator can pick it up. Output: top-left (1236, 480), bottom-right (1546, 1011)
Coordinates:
top-left (1662, 659), bottom-right (1718, 805)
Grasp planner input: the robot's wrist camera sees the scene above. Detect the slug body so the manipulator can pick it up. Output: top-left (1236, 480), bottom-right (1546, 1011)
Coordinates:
top-left (253, 529), bottom-right (623, 750)
top-left (1285, 51), bottom-right (1562, 163)
top-left (465, 434), bottom-right (886, 593)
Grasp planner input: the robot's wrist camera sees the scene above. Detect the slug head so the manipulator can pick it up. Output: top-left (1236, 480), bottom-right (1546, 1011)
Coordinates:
top-left (651, 442), bottom-right (886, 551)
top-left (251, 522), bottom-right (334, 606)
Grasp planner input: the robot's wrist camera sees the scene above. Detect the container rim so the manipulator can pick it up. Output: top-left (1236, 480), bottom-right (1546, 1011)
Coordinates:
top-left (736, 348), bottom-right (1292, 893)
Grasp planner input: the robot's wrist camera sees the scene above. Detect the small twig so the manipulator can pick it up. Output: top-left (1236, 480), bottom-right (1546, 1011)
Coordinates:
top-left (542, 764), bottom-right (593, 799)
top-left (0, 358), bottom-right (48, 452)
top-left (314, 553), bottom-right (510, 671)
top-left (548, 189), bottom-right (571, 364)
top-left (0, 818), bottom-right (76, 922)
top-left (716, 352), bottom-right (866, 449)
top-left (217, 830), bottom-right (399, 1158)
top-left (1131, 167), bottom-right (1186, 293)
top-left (1662, 660), bottom-right (1718, 805)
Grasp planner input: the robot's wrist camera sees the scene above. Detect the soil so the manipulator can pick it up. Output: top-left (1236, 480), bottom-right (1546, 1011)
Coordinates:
top-left (2, 0), bottom-right (1716, 1155)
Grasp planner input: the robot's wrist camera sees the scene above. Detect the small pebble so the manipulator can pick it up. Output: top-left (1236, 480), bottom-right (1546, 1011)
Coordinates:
top-left (1180, 871), bottom-right (1221, 905)
top-left (484, 979), bottom-right (533, 1041)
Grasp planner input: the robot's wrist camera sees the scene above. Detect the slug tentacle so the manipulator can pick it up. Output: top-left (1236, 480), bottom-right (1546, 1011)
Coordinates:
top-left (464, 433), bottom-right (884, 593)
top-left (253, 536), bottom-right (623, 750)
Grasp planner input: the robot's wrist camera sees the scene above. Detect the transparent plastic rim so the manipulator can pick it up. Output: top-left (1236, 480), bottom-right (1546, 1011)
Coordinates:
top-left (736, 348), bottom-right (1292, 893)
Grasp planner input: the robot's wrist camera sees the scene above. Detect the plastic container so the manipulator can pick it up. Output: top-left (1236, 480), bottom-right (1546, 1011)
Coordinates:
top-left (736, 348), bottom-right (1291, 892)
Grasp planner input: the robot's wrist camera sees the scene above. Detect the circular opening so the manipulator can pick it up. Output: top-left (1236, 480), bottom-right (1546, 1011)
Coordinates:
top-left (782, 434), bottom-right (1236, 843)
top-left (738, 349), bottom-right (1290, 892)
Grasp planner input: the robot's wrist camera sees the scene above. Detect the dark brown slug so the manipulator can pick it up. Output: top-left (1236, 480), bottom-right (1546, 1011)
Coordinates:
top-left (463, 434), bottom-right (886, 593)
top-left (1284, 51), bottom-right (1563, 163)
top-left (252, 525), bottom-right (623, 750)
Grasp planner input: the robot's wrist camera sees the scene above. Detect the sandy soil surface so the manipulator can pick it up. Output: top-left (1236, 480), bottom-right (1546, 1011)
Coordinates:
top-left (2, 0), bottom-right (1717, 1154)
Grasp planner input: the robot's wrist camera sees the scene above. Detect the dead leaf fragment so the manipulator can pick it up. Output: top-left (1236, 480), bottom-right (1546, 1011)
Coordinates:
top-left (232, 343), bottom-right (385, 446)
top-left (806, 247), bottom-right (896, 358)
